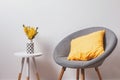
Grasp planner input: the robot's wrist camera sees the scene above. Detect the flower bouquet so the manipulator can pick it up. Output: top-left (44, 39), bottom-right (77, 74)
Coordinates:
top-left (23, 24), bottom-right (38, 54)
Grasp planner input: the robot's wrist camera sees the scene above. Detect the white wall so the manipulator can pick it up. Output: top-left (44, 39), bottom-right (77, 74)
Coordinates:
top-left (0, 0), bottom-right (120, 80)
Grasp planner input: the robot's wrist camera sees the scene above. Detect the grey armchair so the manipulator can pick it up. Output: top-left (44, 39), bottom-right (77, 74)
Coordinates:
top-left (53, 27), bottom-right (117, 80)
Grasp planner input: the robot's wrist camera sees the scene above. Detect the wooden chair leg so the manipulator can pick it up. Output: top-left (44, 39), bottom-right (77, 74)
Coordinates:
top-left (76, 68), bottom-right (79, 80)
top-left (58, 67), bottom-right (66, 80)
top-left (81, 69), bottom-right (85, 80)
top-left (95, 67), bottom-right (102, 80)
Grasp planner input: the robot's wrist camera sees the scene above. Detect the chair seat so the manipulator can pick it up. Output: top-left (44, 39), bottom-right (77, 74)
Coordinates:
top-left (55, 56), bottom-right (103, 68)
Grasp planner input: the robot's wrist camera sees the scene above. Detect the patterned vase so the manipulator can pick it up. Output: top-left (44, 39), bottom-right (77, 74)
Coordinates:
top-left (26, 40), bottom-right (34, 54)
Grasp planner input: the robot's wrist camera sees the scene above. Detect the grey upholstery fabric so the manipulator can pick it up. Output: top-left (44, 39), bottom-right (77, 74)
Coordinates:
top-left (53, 27), bottom-right (117, 68)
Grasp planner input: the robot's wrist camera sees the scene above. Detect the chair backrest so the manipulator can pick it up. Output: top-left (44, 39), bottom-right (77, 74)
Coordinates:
top-left (54, 27), bottom-right (118, 64)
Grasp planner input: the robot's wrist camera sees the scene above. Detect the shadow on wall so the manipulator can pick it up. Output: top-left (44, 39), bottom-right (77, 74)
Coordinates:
top-left (34, 37), bottom-right (57, 80)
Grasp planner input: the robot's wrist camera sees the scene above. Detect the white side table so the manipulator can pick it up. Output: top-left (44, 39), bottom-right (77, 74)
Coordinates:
top-left (14, 52), bottom-right (42, 80)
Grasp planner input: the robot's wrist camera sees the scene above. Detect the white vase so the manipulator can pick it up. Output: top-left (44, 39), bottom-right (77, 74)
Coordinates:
top-left (26, 40), bottom-right (34, 54)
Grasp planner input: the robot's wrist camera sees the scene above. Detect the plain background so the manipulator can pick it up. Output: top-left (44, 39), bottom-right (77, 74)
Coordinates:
top-left (0, 0), bottom-right (120, 80)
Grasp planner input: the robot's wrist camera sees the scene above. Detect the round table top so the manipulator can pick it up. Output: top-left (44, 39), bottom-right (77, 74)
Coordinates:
top-left (14, 52), bottom-right (42, 58)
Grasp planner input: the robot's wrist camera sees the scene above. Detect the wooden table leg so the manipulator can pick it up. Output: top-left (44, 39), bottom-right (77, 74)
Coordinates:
top-left (18, 58), bottom-right (25, 80)
top-left (26, 58), bottom-right (30, 80)
top-left (32, 57), bottom-right (40, 80)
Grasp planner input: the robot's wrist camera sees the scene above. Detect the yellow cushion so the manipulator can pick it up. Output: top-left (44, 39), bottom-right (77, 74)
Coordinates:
top-left (67, 30), bottom-right (105, 61)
